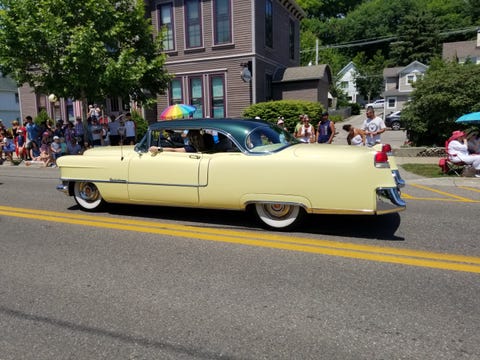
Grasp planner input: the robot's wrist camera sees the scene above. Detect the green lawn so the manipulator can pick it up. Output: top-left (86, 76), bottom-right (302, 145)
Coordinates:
top-left (400, 163), bottom-right (447, 178)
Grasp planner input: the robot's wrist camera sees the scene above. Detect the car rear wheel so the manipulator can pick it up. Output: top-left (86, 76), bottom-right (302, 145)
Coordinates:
top-left (73, 181), bottom-right (105, 211)
top-left (390, 121), bottom-right (401, 131)
top-left (254, 203), bottom-right (305, 230)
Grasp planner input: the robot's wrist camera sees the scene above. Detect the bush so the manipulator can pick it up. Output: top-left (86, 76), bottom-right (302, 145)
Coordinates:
top-left (131, 110), bottom-right (148, 140)
top-left (243, 100), bottom-right (325, 130)
top-left (349, 102), bottom-right (361, 115)
top-left (34, 109), bottom-right (51, 126)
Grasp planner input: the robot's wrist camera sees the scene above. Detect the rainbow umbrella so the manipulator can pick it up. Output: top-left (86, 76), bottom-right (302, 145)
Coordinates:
top-left (159, 104), bottom-right (196, 120)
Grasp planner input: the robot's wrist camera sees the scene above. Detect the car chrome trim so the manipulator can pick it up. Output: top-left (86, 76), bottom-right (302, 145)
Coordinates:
top-left (376, 187), bottom-right (406, 214)
top-left (59, 177), bottom-right (202, 188)
top-left (392, 169), bottom-right (406, 188)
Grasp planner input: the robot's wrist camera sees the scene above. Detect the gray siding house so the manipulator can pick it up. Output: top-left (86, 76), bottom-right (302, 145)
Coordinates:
top-left (442, 28), bottom-right (480, 64)
top-left (382, 61), bottom-right (428, 116)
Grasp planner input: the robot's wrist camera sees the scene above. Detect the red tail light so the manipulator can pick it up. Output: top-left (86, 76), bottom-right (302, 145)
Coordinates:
top-left (375, 151), bottom-right (389, 168)
top-left (382, 144), bottom-right (392, 154)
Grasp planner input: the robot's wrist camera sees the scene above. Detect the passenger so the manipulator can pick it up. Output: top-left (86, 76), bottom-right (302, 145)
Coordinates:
top-left (342, 124), bottom-right (366, 146)
top-left (447, 130), bottom-right (480, 177)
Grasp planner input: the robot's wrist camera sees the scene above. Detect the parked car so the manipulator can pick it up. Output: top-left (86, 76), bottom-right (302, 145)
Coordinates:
top-left (56, 119), bottom-right (405, 230)
top-left (385, 111), bottom-right (402, 131)
top-left (366, 99), bottom-right (385, 109)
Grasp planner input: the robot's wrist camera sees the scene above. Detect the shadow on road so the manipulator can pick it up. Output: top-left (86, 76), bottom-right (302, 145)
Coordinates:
top-left (72, 203), bottom-right (404, 242)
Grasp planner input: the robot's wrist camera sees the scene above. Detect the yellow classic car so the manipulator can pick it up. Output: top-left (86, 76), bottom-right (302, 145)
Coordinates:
top-left (56, 118), bottom-right (405, 230)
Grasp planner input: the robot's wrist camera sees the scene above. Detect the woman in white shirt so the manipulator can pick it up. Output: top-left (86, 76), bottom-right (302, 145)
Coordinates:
top-left (447, 130), bottom-right (480, 177)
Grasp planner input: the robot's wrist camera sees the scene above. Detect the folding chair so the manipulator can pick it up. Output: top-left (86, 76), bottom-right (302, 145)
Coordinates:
top-left (440, 139), bottom-right (469, 176)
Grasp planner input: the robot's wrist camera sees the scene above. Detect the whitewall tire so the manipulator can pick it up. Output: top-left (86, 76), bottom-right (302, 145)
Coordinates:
top-left (254, 203), bottom-right (305, 230)
top-left (73, 182), bottom-right (105, 211)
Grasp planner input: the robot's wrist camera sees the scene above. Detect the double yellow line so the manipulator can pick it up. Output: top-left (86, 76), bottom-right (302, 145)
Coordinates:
top-left (1, 205), bottom-right (479, 274)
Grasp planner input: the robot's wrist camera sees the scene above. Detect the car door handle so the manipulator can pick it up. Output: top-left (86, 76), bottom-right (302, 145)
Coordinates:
top-left (189, 155), bottom-right (201, 159)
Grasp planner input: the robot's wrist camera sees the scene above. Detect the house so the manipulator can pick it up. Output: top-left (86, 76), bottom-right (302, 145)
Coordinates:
top-left (382, 60), bottom-right (428, 116)
top-left (17, 1), bottom-right (332, 123)
top-left (272, 64), bottom-right (331, 106)
top-left (0, 73), bottom-right (21, 128)
top-left (152, 0), bottom-right (324, 120)
top-left (442, 28), bottom-right (480, 64)
top-left (336, 61), bottom-right (359, 103)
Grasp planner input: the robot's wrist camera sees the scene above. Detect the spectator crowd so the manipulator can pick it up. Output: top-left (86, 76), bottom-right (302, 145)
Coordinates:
top-left (0, 108), bottom-right (136, 167)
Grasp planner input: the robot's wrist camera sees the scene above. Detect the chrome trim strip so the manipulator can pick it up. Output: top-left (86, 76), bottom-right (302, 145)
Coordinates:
top-left (59, 177), bottom-right (203, 188)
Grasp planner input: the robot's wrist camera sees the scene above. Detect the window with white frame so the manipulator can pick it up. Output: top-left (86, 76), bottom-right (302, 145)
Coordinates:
top-left (387, 97), bottom-right (396, 108)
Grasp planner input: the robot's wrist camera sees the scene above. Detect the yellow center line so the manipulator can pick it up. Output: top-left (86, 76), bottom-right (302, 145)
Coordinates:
top-left (408, 183), bottom-right (479, 202)
top-left (401, 193), bottom-right (474, 202)
top-left (458, 186), bottom-right (480, 194)
top-left (1, 205), bottom-right (480, 274)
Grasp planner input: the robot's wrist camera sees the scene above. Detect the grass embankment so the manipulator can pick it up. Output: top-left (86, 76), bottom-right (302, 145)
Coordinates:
top-left (400, 163), bottom-right (446, 178)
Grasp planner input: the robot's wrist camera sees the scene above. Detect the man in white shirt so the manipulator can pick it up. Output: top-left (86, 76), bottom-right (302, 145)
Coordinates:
top-left (361, 106), bottom-right (386, 146)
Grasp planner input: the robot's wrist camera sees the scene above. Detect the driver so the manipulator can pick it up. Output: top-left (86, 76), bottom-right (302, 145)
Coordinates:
top-left (149, 130), bottom-right (204, 154)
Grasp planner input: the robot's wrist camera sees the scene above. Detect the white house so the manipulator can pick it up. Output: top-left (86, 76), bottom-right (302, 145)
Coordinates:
top-left (336, 61), bottom-right (359, 103)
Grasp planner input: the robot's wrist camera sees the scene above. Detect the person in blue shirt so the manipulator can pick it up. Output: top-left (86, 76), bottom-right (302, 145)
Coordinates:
top-left (316, 111), bottom-right (336, 144)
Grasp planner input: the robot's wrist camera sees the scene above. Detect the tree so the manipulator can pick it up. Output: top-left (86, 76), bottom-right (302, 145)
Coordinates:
top-left (352, 51), bottom-right (385, 102)
top-left (0, 0), bottom-right (171, 109)
top-left (389, 11), bottom-right (440, 66)
top-left (402, 59), bottom-right (480, 145)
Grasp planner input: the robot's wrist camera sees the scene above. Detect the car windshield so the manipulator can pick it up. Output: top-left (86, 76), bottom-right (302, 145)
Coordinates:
top-left (245, 125), bottom-right (299, 153)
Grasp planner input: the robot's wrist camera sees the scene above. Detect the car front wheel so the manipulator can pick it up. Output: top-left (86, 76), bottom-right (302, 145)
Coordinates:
top-left (390, 121), bottom-right (401, 131)
top-left (254, 203), bottom-right (305, 230)
top-left (73, 182), bottom-right (105, 211)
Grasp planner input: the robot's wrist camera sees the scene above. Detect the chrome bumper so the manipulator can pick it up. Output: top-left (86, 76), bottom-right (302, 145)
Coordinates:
top-left (376, 187), bottom-right (406, 214)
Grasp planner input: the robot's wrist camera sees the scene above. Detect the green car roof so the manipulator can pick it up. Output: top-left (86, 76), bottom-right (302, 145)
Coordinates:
top-left (149, 118), bottom-right (275, 143)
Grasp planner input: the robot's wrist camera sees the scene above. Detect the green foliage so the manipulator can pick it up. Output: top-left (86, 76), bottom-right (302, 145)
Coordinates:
top-left (349, 102), bottom-right (361, 115)
top-left (130, 110), bottom-right (148, 141)
top-left (243, 100), bottom-right (324, 130)
top-left (34, 109), bottom-right (51, 126)
top-left (402, 60), bottom-right (480, 145)
top-left (0, 0), bottom-right (171, 105)
top-left (389, 11), bottom-right (440, 66)
top-left (352, 51), bottom-right (385, 101)
top-left (299, 0), bottom-right (479, 67)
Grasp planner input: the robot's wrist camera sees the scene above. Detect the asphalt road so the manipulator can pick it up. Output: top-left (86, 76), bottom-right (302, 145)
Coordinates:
top-left (0, 166), bottom-right (479, 359)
